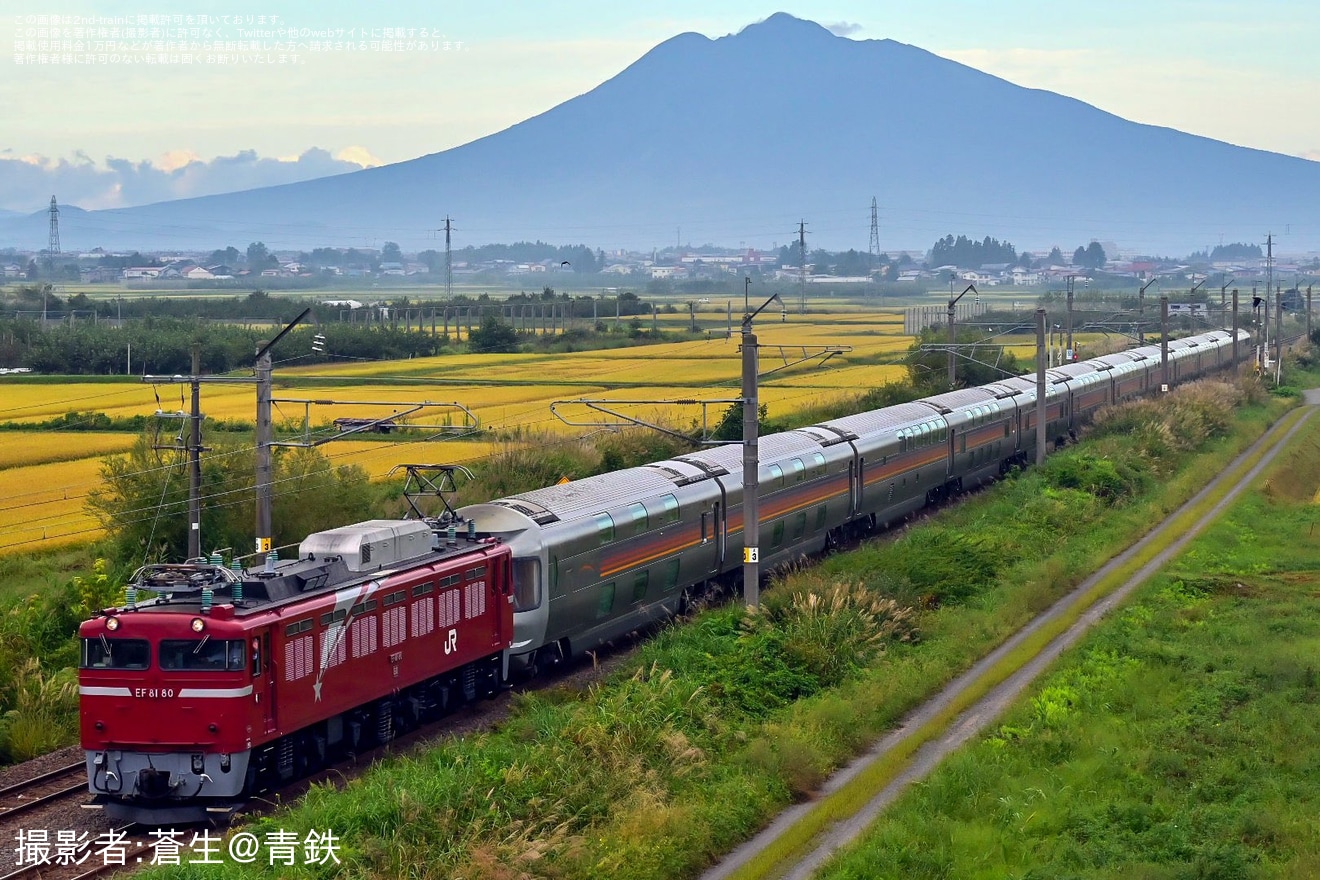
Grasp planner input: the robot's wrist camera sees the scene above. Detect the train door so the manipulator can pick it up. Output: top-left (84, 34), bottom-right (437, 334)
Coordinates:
top-left (853, 457), bottom-right (864, 516)
top-left (946, 426), bottom-right (956, 476)
top-left (714, 490), bottom-right (727, 572)
top-left (254, 631), bottom-right (276, 735)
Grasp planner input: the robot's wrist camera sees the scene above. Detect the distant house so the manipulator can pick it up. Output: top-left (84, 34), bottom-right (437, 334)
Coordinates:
top-left (378, 261), bottom-right (405, 276)
top-left (80, 267), bottom-right (121, 283)
top-left (183, 266), bottom-right (216, 280)
top-left (206, 265), bottom-right (236, 279)
top-left (3, 264), bottom-right (24, 278)
top-left (123, 267), bottom-right (162, 280)
top-left (1010, 268), bottom-right (1040, 285)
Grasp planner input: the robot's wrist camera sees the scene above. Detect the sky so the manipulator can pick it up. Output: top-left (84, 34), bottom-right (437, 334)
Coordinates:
top-left (3, 0), bottom-right (1318, 217)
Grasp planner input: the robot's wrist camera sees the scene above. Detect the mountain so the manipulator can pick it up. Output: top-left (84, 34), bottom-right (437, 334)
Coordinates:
top-left (3, 13), bottom-right (1319, 254)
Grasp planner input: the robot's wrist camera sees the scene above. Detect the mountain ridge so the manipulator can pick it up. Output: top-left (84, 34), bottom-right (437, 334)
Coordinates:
top-left (3, 13), bottom-right (1317, 254)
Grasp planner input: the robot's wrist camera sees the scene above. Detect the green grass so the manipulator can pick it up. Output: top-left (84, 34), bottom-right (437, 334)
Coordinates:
top-left (815, 405), bottom-right (1320, 879)
top-left (134, 369), bottom-right (1302, 880)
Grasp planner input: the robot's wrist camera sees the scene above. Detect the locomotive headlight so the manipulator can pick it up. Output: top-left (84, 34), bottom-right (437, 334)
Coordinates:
top-left (105, 616), bottom-right (119, 631)
top-left (190, 617), bottom-right (206, 632)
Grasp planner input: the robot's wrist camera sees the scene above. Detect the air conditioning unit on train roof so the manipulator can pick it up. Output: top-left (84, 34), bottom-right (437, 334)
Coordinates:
top-left (299, 519), bottom-right (434, 572)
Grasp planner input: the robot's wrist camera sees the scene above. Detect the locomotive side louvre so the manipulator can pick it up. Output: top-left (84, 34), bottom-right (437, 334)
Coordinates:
top-left (264, 542), bottom-right (513, 735)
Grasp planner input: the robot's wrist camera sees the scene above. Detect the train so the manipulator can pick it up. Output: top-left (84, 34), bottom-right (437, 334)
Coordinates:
top-left (79, 327), bottom-right (1247, 822)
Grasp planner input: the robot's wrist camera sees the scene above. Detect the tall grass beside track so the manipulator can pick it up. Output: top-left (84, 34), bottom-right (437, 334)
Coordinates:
top-left (141, 372), bottom-right (1298, 880)
top-left (817, 401), bottom-right (1320, 880)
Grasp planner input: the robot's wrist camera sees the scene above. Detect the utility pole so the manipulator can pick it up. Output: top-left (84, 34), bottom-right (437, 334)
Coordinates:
top-left (188, 345), bottom-right (202, 559)
top-left (1065, 276), bottom-right (1075, 361)
top-left (869, 197), bottom-right (881, 302)
top-left (1160, 296), bottom-right (1170, 390)
top-left (1035, 308), bottom-right (1047, 466)
top-left (741, 292), bottom-right (784, 609)
top-left (1138, 278), bottom-right (1157, 344)
top-left (253, 308), bottom-right (311, 556)
top-left (255, 343), bottom-right (273, 555)
top-left (1232, 290), bottom-right (1239, 365)
top-left (1308, 285), bottom-right (1313, 340)
top-left (444, 216), bottom-right (454, 301)
top-left (798, 220), bottom-right (807, 315)
top-left (1275, 287), bottom-right (1282, 367)
top-left (1266, 233), bottom-right (1273, 314)
top-left (1263, 285), bottom-right (1270, 369)
top-left (947, 283), bottom-right (976, 387)
top-left (45, 195), bottom-right (60, 277)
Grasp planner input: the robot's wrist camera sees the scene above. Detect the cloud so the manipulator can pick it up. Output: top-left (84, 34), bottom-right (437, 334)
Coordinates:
top-left (0, 147), bottom-right (378, 213)
top-left (825, 21), bottom-right (862, 37)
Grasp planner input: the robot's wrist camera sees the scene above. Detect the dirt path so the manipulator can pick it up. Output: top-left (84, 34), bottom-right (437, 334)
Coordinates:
top-left (704, 400), bottom-right (1318, 880)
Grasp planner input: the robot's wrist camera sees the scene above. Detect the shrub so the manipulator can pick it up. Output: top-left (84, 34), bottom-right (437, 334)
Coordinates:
top-left (1041, 452), bottom-right (1147, 503)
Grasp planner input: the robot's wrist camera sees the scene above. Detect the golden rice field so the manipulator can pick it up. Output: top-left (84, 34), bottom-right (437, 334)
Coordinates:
top-left (0, 306), bottom-right (1084, 557)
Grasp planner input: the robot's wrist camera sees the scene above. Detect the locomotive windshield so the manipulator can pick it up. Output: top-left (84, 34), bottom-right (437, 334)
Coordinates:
top-left (159, 639), bottom-right (246, 672)
top-left (81, 637), bottom-right (150, 670)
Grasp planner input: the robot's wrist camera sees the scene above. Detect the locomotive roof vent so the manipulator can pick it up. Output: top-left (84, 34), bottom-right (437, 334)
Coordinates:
top-left (299, 519), bottom-right (435, 573)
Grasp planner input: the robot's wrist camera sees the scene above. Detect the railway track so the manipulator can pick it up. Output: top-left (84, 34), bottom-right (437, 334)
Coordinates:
top-left (0, 762), bottom-right (87, 825)
top-left (0, 823), bottom-right (162, 880)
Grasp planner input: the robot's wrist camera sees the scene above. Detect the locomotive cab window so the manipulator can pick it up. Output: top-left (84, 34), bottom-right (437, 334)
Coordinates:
top-left (159, 639), bottom-right (246, 672)
top-left (81, 637), bottom-right (149, 670)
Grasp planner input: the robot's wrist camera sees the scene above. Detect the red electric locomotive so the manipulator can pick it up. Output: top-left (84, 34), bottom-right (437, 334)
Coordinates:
top-left (79, 519), bottom-right (514, 823)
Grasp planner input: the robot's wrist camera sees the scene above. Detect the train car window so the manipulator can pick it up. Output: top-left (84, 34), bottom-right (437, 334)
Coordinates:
top-left (412, 582), bottom-right (435, 597)
top-left (441, 574), bottom-right (461, 588)
top-left (660, 494), bottom-right (679, 524)
top-left (383, 590), bottom-right (407, 607)
top-left (597, 582), bottom-right (616, 619)
top-left (595, 512), bottom-right (615, 545)
top-left (792, 512), bottom-right (807, 541)
top-left (251, 638), bottom-right (262, 677)
top-left (632, 570), bottom-right (650, 603)
top-left (465, 565), bottom-right (487, 579)
top-left (769, 463), bottom-right (784, 488)
top-left (283, 619), bottom-right (312, 637)
top-left (790, 458), bottom-right (806, 482)
top-left (81, 637), bottom-right (149, 670)
top-left (700, 511), bottom-right (709, 544)
top-left (663, 558), bottom-right (681, 591)
top-left (627, 502), bottom-right (648, 535)
top-left (160, 639), bottom-right (245, 671)
top-left (772, 521), bottom-right (786, 548)
top-left (815, 505), bottom-right (827, 531)
top-left (512, 558), bottom-right (542, 612)
top-left (811, 452), bottom-right (826, 476)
